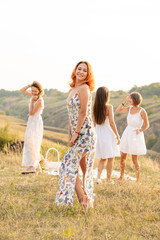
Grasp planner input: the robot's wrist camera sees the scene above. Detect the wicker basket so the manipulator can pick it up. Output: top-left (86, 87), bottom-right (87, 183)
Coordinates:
top-left (44, 147), bottom-right (61, 175)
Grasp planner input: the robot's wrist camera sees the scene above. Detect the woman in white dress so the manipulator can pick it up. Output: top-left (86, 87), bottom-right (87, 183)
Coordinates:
top-left (116, 92), bottom-right (149, 181)
top-left (20, 81), bottom-right (44, 174)
top-left (93, 87), bottom-right (120, 183)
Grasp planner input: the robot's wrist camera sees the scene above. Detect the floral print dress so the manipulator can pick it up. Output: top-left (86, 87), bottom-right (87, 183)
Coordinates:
top-left (55, 91), bottom-right (95, 207)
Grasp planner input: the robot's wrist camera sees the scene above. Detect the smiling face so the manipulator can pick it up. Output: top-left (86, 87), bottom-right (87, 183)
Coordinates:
top-left (75, 63), bottom-right (88, 82)
top-left (31, 86), bottom-right (40, 96)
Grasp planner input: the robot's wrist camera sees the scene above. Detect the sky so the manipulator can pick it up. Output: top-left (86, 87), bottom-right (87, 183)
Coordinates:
top-left (0, 0), bottom-right (160, 93)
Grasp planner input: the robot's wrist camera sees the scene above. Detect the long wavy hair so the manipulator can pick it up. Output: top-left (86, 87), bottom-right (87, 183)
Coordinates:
top-left (93, 87), bottom-right (110, 124)
top-left (31, 81), bottom-right (44, 98)
top-left (69, 61), bottom-right (95, 91)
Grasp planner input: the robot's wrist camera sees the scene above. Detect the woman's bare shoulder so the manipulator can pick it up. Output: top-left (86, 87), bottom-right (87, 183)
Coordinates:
top-left (79, 84), bottom-right (89, 93)
top-left (107, 104), bottom-right (113, 110)
top-left (69, 88), bottom-right (73, 92)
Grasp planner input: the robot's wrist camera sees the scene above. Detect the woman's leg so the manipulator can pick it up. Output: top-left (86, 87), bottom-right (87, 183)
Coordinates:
top-left (80, 154), bottom-right (86, 191)
top-left (75, 175), bottom-right (86, 203)
top-left (75, 152), bottom-right (88, 205)
top-left (106, 158), bottom-right (114, 182)
top-left (118, 152), bottom-right (127, 180)
top-left (97, 158), bottom-right (106, 179)
top-left (131, 155), bottom-right (140, 181)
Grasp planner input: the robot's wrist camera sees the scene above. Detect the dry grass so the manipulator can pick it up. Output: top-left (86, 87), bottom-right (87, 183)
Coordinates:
top-left (0, 151), bottom-right (160, 240)
top-left (0, 114), bottom-right (160, 239)
top-left (0, 114), bottom-right (68, 146)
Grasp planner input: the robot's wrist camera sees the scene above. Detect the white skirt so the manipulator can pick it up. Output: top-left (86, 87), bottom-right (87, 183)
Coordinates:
top-left (95, 123), bottom-right (120, 159)
top-left (22, 115), bottom-right (43, 167)
top-left (120, 126), bottom-right (146, 155)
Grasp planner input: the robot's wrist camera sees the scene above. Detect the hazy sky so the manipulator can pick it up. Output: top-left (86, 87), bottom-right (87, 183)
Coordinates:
top-left (0, 0), bottom-right (160, 92)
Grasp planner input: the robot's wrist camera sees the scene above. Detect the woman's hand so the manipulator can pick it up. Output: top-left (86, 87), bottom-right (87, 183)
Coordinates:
top-left (117, 136), bottom-right (120, 145)
top-left (68, 134), bottom-right (72, 146)
top-left (70, 133), bottom-right (79, 146)
top-left (135, 129), bottom-right (141, 135)
top-left (124, 94), bottom-right (130, 104)
top-left (31, 96), bottom-right (38, 102)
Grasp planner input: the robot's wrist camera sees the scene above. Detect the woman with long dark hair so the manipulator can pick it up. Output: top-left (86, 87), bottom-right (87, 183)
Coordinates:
top-left (93, 87), bottom-right (120, 183)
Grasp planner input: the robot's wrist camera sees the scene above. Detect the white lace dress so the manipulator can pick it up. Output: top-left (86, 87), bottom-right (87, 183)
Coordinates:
top-left (22, 98), bottom-right (44, 168)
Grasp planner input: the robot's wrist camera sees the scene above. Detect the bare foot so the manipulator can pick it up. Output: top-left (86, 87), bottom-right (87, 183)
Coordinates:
top-left (80, 195), bottom-right (89, 209)
top-left (106, 180), bottom-right (115, 184)
top-left (136, 177), bottom-right (140, 182)
top-left (136, 172), bottom-right (140, 182)
top-left (35, 165), bottom-right (42, 175)
top-left (117, 177), bottom-right (124, 181)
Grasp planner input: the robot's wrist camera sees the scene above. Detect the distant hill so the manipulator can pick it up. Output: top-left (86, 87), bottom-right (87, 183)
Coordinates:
top-left (0, 82), bottom-right (160, 153)
top-left (129, 82), bottom-right (160, 97)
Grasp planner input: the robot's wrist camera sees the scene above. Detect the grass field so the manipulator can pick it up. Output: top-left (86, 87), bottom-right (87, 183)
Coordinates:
top-left (0, 114), bottom-right (160, 239)
top-left (0, 152), bottom-right (160, 240)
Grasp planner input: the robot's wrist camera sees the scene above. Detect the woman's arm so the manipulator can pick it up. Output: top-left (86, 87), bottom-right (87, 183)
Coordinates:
top-left (136, 109), bottom-right (149, 134)
top-left (29, 97), bottom-right (42, 116)
top-left (20, 84), bottom-right (32, 96)
top-left (116, 94), bottom-right (130, 113)
top-left (68, 120), bottom-right (72, 146)
top-left (70, 85), bottom-right (89, 145)
top-left (108, 105), bottom-right (120, 144)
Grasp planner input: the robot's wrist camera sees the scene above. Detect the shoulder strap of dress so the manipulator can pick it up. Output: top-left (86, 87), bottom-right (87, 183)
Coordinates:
top-left (36, 97), bottom-right (44, 106)
top-left (139, 107), bottom-right (143, 114)
top-left (129, 106), bottom-right (132, 113)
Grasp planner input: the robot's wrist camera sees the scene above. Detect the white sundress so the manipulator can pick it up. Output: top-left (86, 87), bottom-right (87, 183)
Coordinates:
top-left (22, 98), bottom-right (44, 168)
top-left (120, 106), bottom-right (146, 155)
top-left (95, 116), bottom-right (120, 159)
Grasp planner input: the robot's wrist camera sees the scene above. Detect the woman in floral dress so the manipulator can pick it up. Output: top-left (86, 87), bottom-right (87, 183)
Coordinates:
top-left (55, 61), bottom-right (95, 208)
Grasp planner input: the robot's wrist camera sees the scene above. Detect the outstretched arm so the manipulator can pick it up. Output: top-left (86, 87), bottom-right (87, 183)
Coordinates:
top-left (108, 105), bottom-right (120, 144)
top-left (20, 84), bottom-right (32, 96)
top-left (116, 94), bottom-right (130, 113)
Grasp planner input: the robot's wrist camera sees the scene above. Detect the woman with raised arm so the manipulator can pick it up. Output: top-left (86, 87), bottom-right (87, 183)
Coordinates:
top-left (55, 61), bottom-right (95, 208)
top-left (116, 92), bottom-right (149, 181)
top-left (20, 81), bottom-right (44, 174)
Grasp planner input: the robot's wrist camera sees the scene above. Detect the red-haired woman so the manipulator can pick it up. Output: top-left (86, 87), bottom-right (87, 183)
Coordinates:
top-left (20, 81), bottom-right (44, 174)
top-left (55, 61), bottom-right (96, 208)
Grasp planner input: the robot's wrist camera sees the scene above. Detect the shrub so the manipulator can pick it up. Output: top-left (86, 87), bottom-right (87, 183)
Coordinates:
top-left (0, 124), bottom-right (18, 151)
top-left (146, 135), bottom-right (157, 149)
